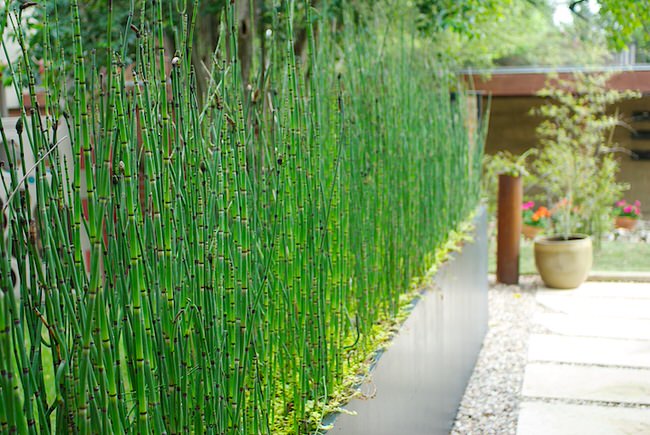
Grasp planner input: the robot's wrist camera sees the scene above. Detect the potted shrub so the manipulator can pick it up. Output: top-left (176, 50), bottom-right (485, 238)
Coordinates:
top-left (530, 72), bottom-right (639, 289)
top-left (613, 199), bottom-right (641, 230)
top-left (534, 198), bottom-right (593, 289)
top-left (521, 201), bottom-right (550, 240)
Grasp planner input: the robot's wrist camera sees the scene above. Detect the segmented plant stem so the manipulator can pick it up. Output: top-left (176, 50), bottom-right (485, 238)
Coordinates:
top-left (0, 1), bottom-right (484, 434)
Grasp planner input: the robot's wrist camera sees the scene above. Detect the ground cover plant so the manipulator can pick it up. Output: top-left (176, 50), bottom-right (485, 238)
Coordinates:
top-left (0, 1), bottom-right (483, 433)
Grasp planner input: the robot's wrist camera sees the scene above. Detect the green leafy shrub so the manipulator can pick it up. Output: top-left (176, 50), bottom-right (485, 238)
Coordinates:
top-left (531, 72), bottom-right (639, 240)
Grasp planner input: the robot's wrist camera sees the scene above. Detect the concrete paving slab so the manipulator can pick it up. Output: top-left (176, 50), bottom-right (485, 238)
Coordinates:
top-left (534, 312), bottom-right (650, 340)
top-left (528, 334), bottom-right (650, 368)
top-left (537, 281), bottom-right (650, 299)
top-left (589, 272), bottom-right (650, 283)
top-left (522, 362), bottom-right (650, 404)
top-left (517, 401), bottom-right (650, 435)
top-left (535, 294), bottom-right (650, 319)
top-left (515, 282), bottom-right (650, 435)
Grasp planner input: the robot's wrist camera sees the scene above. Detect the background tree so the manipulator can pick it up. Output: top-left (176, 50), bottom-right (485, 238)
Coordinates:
top-left (10, 0), bottom-right (650, 94)
top-left (572, 0), bottom-right (650, 51)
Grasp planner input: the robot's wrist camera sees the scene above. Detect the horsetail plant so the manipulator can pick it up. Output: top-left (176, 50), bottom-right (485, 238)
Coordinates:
top-left (0, 0), bottom-right (483, 433)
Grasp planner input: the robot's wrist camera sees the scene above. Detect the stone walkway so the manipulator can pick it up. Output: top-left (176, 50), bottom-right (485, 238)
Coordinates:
top-left (517, 281), bottom-right (650, 435)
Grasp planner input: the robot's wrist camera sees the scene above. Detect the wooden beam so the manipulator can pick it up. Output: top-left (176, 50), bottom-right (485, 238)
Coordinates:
top-left (461, 70), bottom-right (650, 96)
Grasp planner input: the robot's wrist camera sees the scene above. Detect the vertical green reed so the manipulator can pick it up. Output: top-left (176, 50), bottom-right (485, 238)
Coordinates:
top-left (0, 1), bottom-right (483, 433)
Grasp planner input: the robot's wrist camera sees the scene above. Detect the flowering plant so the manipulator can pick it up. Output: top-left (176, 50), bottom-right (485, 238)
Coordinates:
top-left (522, 201), bottom-right (551, 228)
top-left (613, 200), bottom-right (641, 219)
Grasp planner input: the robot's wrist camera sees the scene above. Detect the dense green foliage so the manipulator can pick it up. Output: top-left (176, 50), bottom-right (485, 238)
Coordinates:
top-left (410, 0), bottom-right (620, 68)
top-left (13, 0), bottom-right (650, 83)
top-left (0, 1), bottom-right (482, 433)
top-left (590, 0), bottom-right (650, 50)
top-left (421, 0), bottom-right (650, 68)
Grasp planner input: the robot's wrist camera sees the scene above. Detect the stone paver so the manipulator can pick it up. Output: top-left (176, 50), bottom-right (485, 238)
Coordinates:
top-left (589, 272), bottom-right (650, 283)
top-left (517, 281), bottom-right (650, 435)
top-left (517, 402), bottom-right (650, 435)
top-left (534, 312), bottom-right (650, 340)
top-left (522, 362), bottom-right (650, 404)
top-left (528, 334), bottom-right (650, 368)
top-left (535, 294), bottom-right (650, 319)
top-left (539, 281), bottom-right (650, 299)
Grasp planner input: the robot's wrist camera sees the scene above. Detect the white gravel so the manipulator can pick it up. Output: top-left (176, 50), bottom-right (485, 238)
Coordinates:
top-left (450, 276), bottom-right (540, 435)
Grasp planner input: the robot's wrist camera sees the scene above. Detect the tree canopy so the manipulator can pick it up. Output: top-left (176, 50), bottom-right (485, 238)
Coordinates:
top-left (578, 0), bottom-right (650, 50)
top-left (6, 0), bottom-right (650, 88)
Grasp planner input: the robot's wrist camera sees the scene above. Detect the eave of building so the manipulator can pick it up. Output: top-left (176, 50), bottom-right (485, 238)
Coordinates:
top-left (459, 65), bottom-right (650, 97)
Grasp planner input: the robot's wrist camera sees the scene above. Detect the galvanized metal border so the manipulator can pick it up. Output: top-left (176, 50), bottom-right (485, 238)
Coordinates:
top-left (328, 207), bottom-right (488, 435)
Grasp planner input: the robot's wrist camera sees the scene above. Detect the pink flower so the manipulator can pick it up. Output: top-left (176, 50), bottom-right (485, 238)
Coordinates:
top-left (624, 205), bottom-right (633, 214)
top-left (634, 200), bottom-right (641, 207)
top-left (616, 200), bottom-right (626, 207)
top-left (522, 201), bottom-right (535, 211)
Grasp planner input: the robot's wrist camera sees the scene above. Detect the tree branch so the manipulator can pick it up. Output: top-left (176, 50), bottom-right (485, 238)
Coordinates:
top-left (569, 0), bottom-right (590, 21)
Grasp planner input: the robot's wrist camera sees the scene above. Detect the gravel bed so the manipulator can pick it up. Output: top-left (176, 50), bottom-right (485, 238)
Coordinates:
top-left (450, 276), bottom-right (540, 435)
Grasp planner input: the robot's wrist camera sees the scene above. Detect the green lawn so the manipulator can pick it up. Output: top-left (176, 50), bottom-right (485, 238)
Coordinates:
top-left (489, 239), bottom-right (650, 275)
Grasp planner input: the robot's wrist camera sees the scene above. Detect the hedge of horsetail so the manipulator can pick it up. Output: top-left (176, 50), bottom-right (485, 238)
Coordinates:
top-left (0, 1), bottom-right (483, 433)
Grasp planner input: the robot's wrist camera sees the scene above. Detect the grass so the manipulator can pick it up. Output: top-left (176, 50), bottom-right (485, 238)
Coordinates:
top-left (591, 241), bottom-right (650, 272)
top-left (489, 239), bottom-right (650, 275)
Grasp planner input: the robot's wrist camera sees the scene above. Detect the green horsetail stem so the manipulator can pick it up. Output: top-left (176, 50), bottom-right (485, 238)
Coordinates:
top-left (0, 1), bottom-right (484, 433)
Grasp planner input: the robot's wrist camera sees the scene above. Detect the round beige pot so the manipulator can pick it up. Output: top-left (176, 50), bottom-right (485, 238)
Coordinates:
top-left (534, 235), bottom-right (592, 289)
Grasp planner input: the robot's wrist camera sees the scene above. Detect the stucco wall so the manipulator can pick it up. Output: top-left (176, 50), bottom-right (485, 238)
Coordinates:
top-left (485, 96), bottom-right (650, 214)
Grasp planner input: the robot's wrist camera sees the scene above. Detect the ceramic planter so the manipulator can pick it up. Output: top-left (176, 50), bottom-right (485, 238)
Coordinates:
top-left (534, 235), bottom-right (592, 289)
top-left (522, 224), bottom-right (542, 240)
top-left (615, 216), bottom-right (637, 230)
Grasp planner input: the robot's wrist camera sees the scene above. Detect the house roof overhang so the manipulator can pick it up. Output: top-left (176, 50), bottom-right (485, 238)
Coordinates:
top-left (460, 65), bottom-right (650, 97)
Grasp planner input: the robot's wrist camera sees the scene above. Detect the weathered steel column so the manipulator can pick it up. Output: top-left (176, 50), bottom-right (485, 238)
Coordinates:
top-left (496, 174), bottom-right (522, 284)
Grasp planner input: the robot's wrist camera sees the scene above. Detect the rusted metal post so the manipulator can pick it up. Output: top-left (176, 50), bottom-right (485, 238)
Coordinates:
top-left (496, 174), bottom-right (522, 284)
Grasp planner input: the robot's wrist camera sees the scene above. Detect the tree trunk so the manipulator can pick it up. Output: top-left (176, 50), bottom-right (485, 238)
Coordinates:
top-left (192, 9), bottom-right (221, 103)
top-left (237, 0), bottom-right (253, 88)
